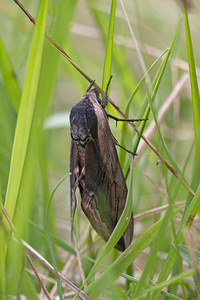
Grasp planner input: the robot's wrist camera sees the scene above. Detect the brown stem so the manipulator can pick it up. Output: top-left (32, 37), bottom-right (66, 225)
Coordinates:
top-left (27, 255), bottom-right (52, 300)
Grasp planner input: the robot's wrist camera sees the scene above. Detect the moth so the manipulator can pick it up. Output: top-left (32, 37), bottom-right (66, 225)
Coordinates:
top-left (69, 77), bottom-right (145, 251)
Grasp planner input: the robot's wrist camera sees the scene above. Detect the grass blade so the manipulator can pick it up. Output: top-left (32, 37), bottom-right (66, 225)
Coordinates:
top-left (85, 206), bottom-right (183, 299)
top-left (184, 6), bottom-right (200, 181)
top-left (4, 0), bottom-right (49, 221)
top-left (0, 35), bottom-right (21, 112)
top-left (3, 0), bottom-right (49, 293)
top-left (45, 174), bottom-right (70, 300)
top-left (150, 185), bottom-right (200, 299)
top-left (102, 0), bottom-right (116, 92)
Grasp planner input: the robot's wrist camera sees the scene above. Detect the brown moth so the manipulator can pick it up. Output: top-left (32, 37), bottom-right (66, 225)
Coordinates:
top-left (69, 77), bottom-right (145, 251)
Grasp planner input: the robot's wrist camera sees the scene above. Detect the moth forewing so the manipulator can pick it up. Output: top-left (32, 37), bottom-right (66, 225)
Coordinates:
top-left (69, 81), bottom-right (133, 251)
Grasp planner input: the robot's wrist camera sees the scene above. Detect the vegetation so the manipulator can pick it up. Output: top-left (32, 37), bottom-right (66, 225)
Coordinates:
top-left (0, 0), bottom-right (200, 299)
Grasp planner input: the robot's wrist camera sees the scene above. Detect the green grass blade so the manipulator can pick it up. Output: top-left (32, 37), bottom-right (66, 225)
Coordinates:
top-left (85, 206), bottom-right (183, 299)
top-left (88, 1), bottom-right (144, 105)
top-left (121, 274), bottom-right (183, 300)
top-left (125, 48), bottom-right (169, 116)
top-left (36, 0), bottom-right (78, 262)
top-left (178, 244), bottom-right (200, 293)
top-left (45, 174), bottom-right (70, 300)
top-left (150, 185), bottom-right (200, 299)
top-left (85, 220), bottom-right (161, 299)
top-left (119, 0), bottom-right (150, 86)
top-left (3, 0), bottom-right (49, 294)
top-left (119, 47), bottom-right (169, 167)
top-left (20, 271), bottom-right (39, 300)
top-left (102, 0), bottom-right (116, 92)
top-left (131, 19), bottom-right (184, 298)
top-left (0, 86), bottom-right (16, 198)
top-left (184, 6), bottom-right (200, 181)
top-left (0, 35), bottom-right (21, 112)
top-left (0, 189), bottom-right (6, 300)
top-left (4, 0), bottom-right (49, 221)
top-left (135, 267), bottom-right (199, 300)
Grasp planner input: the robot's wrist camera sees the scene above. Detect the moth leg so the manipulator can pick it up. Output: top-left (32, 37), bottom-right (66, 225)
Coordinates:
top-left (102, 75), bottom-right (113, 108)
top-left (116, 143), bottom-right (137, 156)
top-left (111, 131), bottom-right (137, 155)
top-left (106, 112), bottom-right (148, 126)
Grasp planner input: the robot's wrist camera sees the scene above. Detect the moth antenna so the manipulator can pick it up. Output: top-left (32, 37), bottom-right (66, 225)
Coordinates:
top-left (86, 79), bottom-right (95, 92)
top-left (102, 75), bottom-right (113, 108)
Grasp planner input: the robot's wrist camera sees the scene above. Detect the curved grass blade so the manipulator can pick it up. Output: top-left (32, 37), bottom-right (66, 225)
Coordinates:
top-left (119, 48), bottom-right (169, 166)
top-left (4, 0), bottom-right (49, 220)
top-left (121, 274), bottom-right (183, 300)
top-left (45, 173), bottom-right (70, 300)
top-left (125, 48), bottom-right (169, 116)
top-left (3, 0), bottom-right (49, 294)
top-left (134, 136), bottom-right (196, 298)
top-left (119, 0), bottom-right (151, 88)
top-left (150, 185), bottom-right (200, 299)
top-left (178, 244), bottom-right (200, 293)
top-left (183, 6), bottom-right (200, 181)
top-left (85, 206), bottom-right (183, 299)
top-left (135, 266), bottom-right (200, 300)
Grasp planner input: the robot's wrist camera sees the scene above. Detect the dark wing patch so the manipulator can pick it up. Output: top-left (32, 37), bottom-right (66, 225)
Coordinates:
top-left (81, 138), bottom-right (112, 241)
top-left (81, 126), bottom-right (133, 251)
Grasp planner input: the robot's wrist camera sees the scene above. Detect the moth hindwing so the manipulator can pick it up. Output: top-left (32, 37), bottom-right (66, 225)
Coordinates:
top-left (69, 78), bottom-right (133, 251)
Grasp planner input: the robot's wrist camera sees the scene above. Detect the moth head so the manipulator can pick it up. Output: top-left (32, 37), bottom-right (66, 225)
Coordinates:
top-left (89, 88), bottom-right (101, 104)
top-left (83, 88), bottom-right (101, 105)
top-left (83, 76), bottom-right (112, 107)
top-left (84, 80), bottom-right (101, 104)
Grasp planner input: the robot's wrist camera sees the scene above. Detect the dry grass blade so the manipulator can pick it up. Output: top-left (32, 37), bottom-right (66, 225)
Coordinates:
top-left (25, 268), bottom-right (56, 284)
top-left (135, 73), bottom-right (189, 162)
top-left (71, 23), bottom-right (200, 76)
top-left (13, 0), bottom-right (91, 82)
top-left (143, 171), bottom-right (167, 196)
top-left (0, 204), bottom-right (91, 300)
top-left (27, 254), bottom-right (52, 300)
top-left (50, 230), bottom-right (90, 297)
top-left (0, 202), bottom-right (16, 232)
top-left (134, 202), bottom-right (185, 223)
top-left (74, 236), bottom-right (87, 288)
top-left (23, 241), bottom-right (91, 300)
top-left (108, 93), bottom-right (195, 197)
top-left (50, 255), bottom-right (76, 297)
